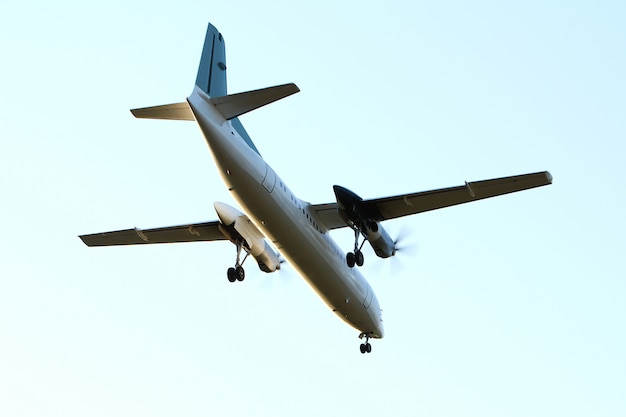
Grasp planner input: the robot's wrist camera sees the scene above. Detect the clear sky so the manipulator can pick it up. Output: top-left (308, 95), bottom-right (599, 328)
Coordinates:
top-left (1, 1), bottom-right (625, 416)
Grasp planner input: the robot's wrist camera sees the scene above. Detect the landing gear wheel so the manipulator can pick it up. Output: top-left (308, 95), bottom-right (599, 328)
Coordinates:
top-left (355, 250), bottom-right (364, 267)
top-left (358, 332), bottom-right (372, 354)
top-left (227, 241), bottom-right (249, 283)
top-left (359, 342), bottom-right (372, 354)
top-left (347, 227), bottom-right (366, 268)
top-left (236, 266), bottom-right (245, 281)
top-left (227, 267), bottom-right (237, 283)
top-left (346, 252), bottom-right (356, 268)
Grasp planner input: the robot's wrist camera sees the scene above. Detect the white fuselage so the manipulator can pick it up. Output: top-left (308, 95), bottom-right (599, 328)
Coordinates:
top-left (187, 86), bottom-right (384, 338)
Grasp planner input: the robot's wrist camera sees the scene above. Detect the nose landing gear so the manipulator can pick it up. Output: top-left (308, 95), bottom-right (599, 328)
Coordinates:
top-left (359, 332), bottom-right (372, 354)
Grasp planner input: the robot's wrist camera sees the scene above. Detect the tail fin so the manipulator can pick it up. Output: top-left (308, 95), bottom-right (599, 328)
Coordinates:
top-left (194, 23), bottom-right (258, 154)
top-left (195, 23), bottom-right (227, 97)
top-left (130, 22), bottom-right (299, 157)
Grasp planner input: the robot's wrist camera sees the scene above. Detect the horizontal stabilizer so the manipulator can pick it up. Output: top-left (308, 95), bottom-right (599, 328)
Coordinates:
top-left (130, 102), bottom-right (194, 121)
top-left (211, 83), bottom-right (300, 120)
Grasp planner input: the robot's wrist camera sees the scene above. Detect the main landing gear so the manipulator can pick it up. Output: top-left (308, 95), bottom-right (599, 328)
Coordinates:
top-left (346, 227), bottom-right (365, 268)
top-left (359, 332), bottom-right (372, 354)
top-left (227, 241), bottom-right (249, 283)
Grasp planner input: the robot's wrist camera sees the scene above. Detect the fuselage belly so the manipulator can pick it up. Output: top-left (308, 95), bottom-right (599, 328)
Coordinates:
top-left (188, 87), bottom-right (384, 338)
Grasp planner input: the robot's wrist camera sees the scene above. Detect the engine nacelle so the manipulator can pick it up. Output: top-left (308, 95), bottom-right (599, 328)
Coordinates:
top-left (214, 202), bottom-right (281, 273)
top-left (363, 221), bottom-right (396, 258)
top-left (333, 185), bottom-right (396, 258)
top-left (255, 240), bottom-right (281, 273)
top-left (333, 185), bottom-right (396, 259)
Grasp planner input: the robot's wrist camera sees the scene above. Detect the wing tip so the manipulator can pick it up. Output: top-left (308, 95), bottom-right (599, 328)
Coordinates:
top-left (78, 234), bottom-right (96, 247)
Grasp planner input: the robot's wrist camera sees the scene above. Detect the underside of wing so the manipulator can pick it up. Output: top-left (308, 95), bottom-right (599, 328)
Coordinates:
top-left (312, 171), bottom-right (552, 229)
top-left (80, 221), bottom-right (226, 247)
top-left (365, 171), bottom-right (553, 221)
top-left (311, 202), bottom-right (344, 230)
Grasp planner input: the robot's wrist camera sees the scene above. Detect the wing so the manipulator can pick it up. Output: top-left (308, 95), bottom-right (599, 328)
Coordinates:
top-left (311, 202), bottom-right (348, 230)
top-left (313, 171), bottom-right (552, 229)
top-left (79, 221), bottom-right (226, 247)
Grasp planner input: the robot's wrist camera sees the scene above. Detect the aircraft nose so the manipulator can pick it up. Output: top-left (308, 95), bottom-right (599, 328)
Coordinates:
top-left (375, 320), bottom-right (385, 339)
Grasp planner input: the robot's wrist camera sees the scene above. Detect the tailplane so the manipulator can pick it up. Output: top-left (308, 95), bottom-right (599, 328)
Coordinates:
top-left (130, 23), bottom-right (299, 157)
top-left (129, 23), bottom-right (227, 122)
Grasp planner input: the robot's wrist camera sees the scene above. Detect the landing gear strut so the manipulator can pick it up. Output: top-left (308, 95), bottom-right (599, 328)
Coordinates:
top-left (227, 241), bottom-right (249, 282)
top-left (346, 227), bottom-right (365, 268)
top-left (359, 332), bottom-right (372, 354)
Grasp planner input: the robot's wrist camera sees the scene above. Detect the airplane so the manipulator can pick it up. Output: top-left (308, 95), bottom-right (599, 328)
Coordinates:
top-left (79, 22), bottom-right (552, 354)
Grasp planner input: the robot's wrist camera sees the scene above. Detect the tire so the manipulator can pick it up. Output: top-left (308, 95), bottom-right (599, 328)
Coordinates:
top-left (227, 267), bottom-right (236, 282)
top-left (236, 266), bottom-right (245, 281)
top-left (355, 250), bottom-right (364, 267)
top-left (346, 252), bottom-right (356, 268)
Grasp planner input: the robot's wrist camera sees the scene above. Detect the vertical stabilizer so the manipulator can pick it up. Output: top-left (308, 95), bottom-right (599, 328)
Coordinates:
top-left (195, 23), bottom-right (227, 97)
top-left (194, 23), bottom-right (257, 153)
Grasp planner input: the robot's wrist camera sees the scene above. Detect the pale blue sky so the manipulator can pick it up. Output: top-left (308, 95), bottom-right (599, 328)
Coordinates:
top-left (1, 1), bottom-right (625, 416)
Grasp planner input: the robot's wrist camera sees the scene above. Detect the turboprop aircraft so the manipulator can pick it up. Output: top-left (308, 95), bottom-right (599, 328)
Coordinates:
top-left (79, 23), bottom-right (552, 354)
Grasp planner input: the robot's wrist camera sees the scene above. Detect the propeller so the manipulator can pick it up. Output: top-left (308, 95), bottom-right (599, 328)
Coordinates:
top-left (257, 255), bottom-right (294, 292)
top-left (393, 226), bottom-right (418, 257)
top-left (366, 224), bottom-right (419, 277)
